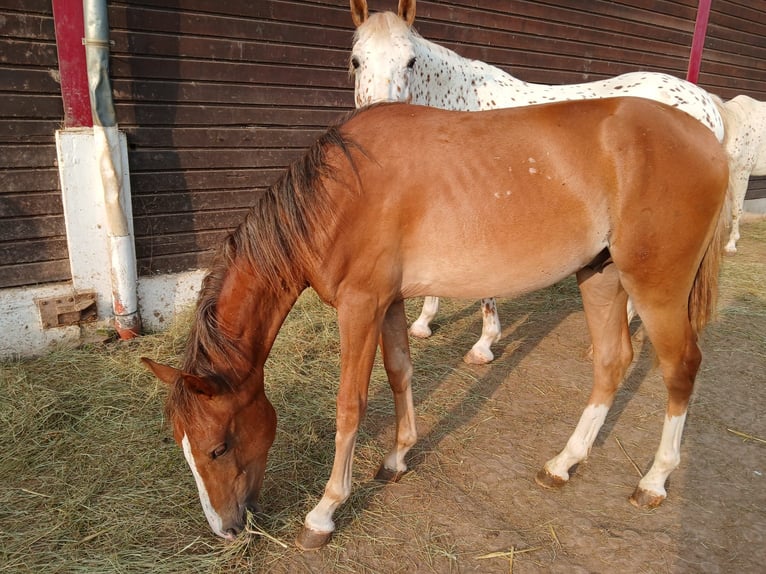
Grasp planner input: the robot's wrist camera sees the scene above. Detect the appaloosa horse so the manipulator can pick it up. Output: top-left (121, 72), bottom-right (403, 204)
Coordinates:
top-left (711, 94), bottom-right (766, 253)
top-left (143, 98), bottom-right (729, 550)
top-left (350, 0), bottom-right (725, 364)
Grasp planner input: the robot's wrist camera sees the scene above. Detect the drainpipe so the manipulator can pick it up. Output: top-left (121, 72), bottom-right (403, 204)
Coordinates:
top-left (83, 0), bottom-right (142, 338)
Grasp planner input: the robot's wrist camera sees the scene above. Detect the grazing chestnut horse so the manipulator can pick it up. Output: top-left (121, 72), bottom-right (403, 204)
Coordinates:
top-left (143, 98), bottom-right (729, 550)
top-left (350, 0), bottom-right (726, 364)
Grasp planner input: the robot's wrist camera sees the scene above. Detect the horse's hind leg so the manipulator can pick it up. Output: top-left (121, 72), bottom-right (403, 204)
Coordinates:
top-left (411, 295), bottom-right (502, 364)
top-left (409, 296), bottom-right (439, 338)
top-left (537, 263), bottom-right (633, 488)
top-left (725, 174), bottom-right (748, 254)
top-left (464, 297), bottom-right (502, 364)
top-left (626, 303), bottom-right (701, 508)
top-left (376, 299), bottom-right (418, 481)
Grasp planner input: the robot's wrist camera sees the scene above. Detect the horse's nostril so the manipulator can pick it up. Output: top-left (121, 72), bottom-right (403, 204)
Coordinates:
top-left (225, 527), bottom-right (240, 539)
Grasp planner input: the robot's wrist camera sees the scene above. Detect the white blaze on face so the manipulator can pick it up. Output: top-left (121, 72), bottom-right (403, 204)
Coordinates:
top-left (182, 434), bottom-right (227, 538)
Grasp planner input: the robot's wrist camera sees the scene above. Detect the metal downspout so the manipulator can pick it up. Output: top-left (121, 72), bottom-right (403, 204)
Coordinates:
top-left (83, 0), bottom-right (141, 338)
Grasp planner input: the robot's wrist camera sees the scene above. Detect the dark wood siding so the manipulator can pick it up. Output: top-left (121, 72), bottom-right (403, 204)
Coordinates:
top-left (2, 1), bottom-right (764, 284)
top-left (109, 0), bottom-right (356, 275)
top-left (112, 0), bottom-right (765, 276)
top-left (0, 0), bottom-right (70, 288)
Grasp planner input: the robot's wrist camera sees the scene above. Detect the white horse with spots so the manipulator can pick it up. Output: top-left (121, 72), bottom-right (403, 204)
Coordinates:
top-left (350, 0), bottom-right (725, 364)
top-left (711, 94), bottom-right (766, 253)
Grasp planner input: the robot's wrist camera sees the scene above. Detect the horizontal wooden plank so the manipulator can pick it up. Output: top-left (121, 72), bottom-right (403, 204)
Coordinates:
top-left (0, 0), bottom-right (52, 14)
top-left (0, 37), bottom-right (58, 66)
top-left (134, 208), bottom-right (248, 236)
top-left (0, 66), bottom-right (61, 92)
top-left (0, 214), bottom-right (65, 242)
top-left (137, 250), bottom-right (214, 276)
top-left (128, 147), bottom-right (305, 172)
top-left (130, 168), bottom-right (284, 195)
top-left (110, 57), bottom-right (350, 89)
top-left (0, 237), bottom-right (68, 266)
top-left (108, 4), bottom-right (352, 49)
top-left (136, 229), bottom-right (228, 260)
top-left (0, 119), bottom-right (58, 144)
top-left (0, 259), bottom-right (71, 289)
top-left (110, 30), bottom-right (350, 69)
top-left (115, 103), bottom-right (352, 128)
top-left (0, 144), bottom-right (57, 169)
top-left (133, 189), bottom-right (263, 216)
top-left (123, 126), bottom-right (323, 149)
top-left (2, 95), bottom-right (64, 119)
top-left (112, 79), bottom-right (352, 108)
top-left (112, 0), bottom-right (350, 30)
top-left (0, 168), bottom-right (60, 193)
top-left (0, 193), bottom-right (64, 218)
top-left (0, 11), bottom-right (54, 41)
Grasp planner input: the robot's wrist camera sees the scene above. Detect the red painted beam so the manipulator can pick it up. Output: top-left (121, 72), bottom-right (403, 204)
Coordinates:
top-left (686, 0), bottom-right (712, 84)
top-left (52, 0), bottom-right (92, 127)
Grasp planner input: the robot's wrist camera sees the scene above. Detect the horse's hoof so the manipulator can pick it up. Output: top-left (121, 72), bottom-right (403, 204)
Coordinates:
top-left (535, 467), bottom-right (568, 489)
top-left (295, 527), bottom-right (332, 551)
top-left (463, 348), bottom-right (493, 365)
top-left (629, 486), bottom-right (665, 509)
top-left (375, 464), bottom-right (406, 483)
top-left (409, 324), bottom-right (432, 339)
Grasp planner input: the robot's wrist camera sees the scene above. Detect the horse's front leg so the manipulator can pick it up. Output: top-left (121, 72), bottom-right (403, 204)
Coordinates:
top-left (464, 297), bottom-right (502, 364)
top-left (296, 299), bottom-right (382, 551)
top-left (537, 265), bottom-right (633, 487)
top-left (375, 299), bottom-right (417, 481)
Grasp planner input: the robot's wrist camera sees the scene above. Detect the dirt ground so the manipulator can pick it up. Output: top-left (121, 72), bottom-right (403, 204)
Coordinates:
top-left (272, 220), bottom-right (765, 574)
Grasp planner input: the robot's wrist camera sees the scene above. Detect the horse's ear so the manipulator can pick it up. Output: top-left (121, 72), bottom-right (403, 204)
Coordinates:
top-left (141, 357), bottom-right (180, 385)
top-left (398, 0), bottom-right (416, 26)
top-left (141, 357), bottom-right (219, 397)
top-left (350, 0), bottom-right (368, 27)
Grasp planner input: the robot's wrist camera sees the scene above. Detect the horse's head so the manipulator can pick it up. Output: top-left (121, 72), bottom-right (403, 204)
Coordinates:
top-left (350, 0), bottom-right (418, 107)
top-left (142, 358), bottom-right (277, 540)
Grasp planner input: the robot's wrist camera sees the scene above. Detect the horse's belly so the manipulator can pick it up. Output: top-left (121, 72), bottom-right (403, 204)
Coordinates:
top-left (399, 238), bottom-right (600, 300)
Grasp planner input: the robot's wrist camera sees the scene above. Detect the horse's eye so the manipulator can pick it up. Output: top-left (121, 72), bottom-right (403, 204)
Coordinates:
top-left (406, 57), bottom-right (416, 69)
top-left (211, 443), bottom-right (228, 459)
top-left (351, 56), bottom-right (360, 70)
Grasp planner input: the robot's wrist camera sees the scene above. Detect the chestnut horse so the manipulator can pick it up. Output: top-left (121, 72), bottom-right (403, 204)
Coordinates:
top-left (143, 98), bottom-right (729, 550)
top-left (350, 0), bottom-right (726, 364)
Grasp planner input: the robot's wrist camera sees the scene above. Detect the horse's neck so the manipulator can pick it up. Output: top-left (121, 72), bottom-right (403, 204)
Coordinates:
top-left (410, 38), bottom-right (601, 110)
top-left (215, 263), bottom-right (302, 373)
top-left (411, 38), bottom-right (522, 109)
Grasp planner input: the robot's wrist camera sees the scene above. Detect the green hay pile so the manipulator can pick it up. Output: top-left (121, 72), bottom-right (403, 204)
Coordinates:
top-left (1, 220), bottom-right (763, 573)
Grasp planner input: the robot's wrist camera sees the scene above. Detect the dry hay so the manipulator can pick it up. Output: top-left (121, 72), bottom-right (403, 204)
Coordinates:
top-left (1, 220), bottom-right (764, 573)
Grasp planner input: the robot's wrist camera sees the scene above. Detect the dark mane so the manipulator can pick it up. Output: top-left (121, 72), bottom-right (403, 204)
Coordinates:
top-left (166, 120), bottom-right (363, 424)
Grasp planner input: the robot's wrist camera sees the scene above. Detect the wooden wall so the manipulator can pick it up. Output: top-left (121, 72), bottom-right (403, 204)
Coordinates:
top-left (0, 0), bottom-right (70, 288)
top-left (2, 0), bottom-right (765, 286)
top-left (108, 0), bottom-right (356, 275)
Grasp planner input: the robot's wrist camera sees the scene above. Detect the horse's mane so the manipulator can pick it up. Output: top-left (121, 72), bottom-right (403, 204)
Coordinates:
top-left (167, 119), bottom-right (362, 424)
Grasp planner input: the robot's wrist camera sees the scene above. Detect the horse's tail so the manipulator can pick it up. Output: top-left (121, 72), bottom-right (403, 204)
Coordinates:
top-left (688, 181), bottom-right (732, 333)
